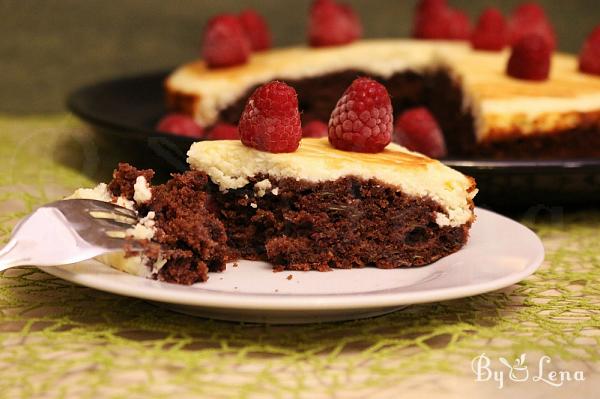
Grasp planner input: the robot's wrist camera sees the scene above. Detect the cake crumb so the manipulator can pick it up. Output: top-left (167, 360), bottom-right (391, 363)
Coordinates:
top-left (254, 179), bottom-right (272, 197)
top-left (233, 262), bottom-right (239, 267)
top-left (286, 274), bottom-right (293, 280)
top-left (133, 175), bottom-right (152, 204)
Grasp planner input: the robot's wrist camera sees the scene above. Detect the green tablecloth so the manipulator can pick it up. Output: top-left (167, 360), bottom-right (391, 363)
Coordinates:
top-left (0, 115), bottom-right (598, 398)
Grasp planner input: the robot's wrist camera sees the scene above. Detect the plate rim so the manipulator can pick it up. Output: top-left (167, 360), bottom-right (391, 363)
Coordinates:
top-left (39, 208), bottom-right (545, 311)
top-left (67, 71), bottom-right (600, 171)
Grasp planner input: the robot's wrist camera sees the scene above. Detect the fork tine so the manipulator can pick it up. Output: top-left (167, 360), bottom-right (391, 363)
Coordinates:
top-left (47, 199), bottom-right (138, 218)
top-left (85, 200), bottom-right (138, 218)
top-left (88, 217), bottom-right (136, 231)
top-left (88, 211), bottom-right (138, 226)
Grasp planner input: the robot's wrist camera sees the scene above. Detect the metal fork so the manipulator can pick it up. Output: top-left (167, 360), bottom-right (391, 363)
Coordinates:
top-left (0, 199), bottom-right (139, 271)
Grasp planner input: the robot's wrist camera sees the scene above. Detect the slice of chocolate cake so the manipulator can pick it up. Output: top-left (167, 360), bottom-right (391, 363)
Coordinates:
top-left (71, 78), bottom-right (477, 285)
top-left (188, 138), bottom-right (477, 272)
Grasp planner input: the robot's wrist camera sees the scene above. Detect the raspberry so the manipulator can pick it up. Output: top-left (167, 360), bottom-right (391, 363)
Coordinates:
top-left (238, 9), bottom-right (272, 51)
top-left (507, 33), bottom-right (552, 81)
top-left (508, 3), bottom-right (556, 50)
top-left (416, 0), bottom-right (447, 14)
top-left (302, 120), bottom-right (328, 138)
top-left (413, 5), bottom-right (446, 39)
top-left (393, 107), bottom-right (447, 159)
top-left (207, 123), bottom-right (239, 140)
top-left (445, 10), bottom-right (471, 40)
top-left (579, 26), bottom-right (600, 76)
top-left (413, 2), bottom-right (471, 40)
top-left (513, 3), bottom-right (546, 21)
top-left (239, 81), bottom-right (302, 153)
top-left (202, 14), bottom-right (251, 68)
top-left (471, 7), bottom-right (507, 51)
top-left (328, 77), bottom-right (392, 153)
top-left (156, 114), bottom-right (204, 138)
top-left (308, 0), bottom-right (362, 47)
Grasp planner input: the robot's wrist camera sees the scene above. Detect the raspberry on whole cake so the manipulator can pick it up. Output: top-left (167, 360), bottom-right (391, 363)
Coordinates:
top-left (394, 107), bottom-right (447, 158)
top-left (308, 0), bottom-right (362, 47)
top-left (238, 9), bottom-right (272, 52)
top-left (579, 26), bottom-right (600, 76)
top-left (201, 14), bottom-right (252, 68)
top-left (470, 7), bottom-right (508, 51)
top-left (302, 120), bottom-right (328, 138)
top-left (206, 123), bottom-right (239, 140)
top-left (156, 113), bottom-right (205, 138)
top-left (506, 33), bottom-right (552, 81)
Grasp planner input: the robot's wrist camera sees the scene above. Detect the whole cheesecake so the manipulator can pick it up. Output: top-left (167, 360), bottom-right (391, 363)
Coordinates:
top-left (165, 39), bottom-right (600, 159)
top-left (70, 138), bottom-right (477, 285)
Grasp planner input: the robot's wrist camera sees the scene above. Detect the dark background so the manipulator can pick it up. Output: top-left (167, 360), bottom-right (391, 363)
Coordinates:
top-left (1, 0), bottom-right (598, 114)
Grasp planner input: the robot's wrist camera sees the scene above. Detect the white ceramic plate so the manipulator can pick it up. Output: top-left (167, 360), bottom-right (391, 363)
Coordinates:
top-left (39, 208), bottom-right (544, 324)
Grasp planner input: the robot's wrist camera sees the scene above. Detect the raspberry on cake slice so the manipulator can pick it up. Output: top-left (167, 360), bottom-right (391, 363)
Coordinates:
top-left (328, 77), bottom-right (393, 153)
top-left (239, 81), bottom-right (302, 153)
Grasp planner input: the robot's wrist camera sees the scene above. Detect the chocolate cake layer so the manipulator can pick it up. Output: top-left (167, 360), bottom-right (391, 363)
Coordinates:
top-left (106, 164), bottom-right (473, 283)
top-left (213, 174), bottom-right (473, 271)
top-left (476, 121), bottom-right (600, 159)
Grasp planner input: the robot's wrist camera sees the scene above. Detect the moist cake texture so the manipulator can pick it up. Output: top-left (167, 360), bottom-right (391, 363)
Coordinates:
top-left (213, 173), bottom-right (471, 271)
top-left (166, 39), bottom-right (600, 158)
top-left (72, 164), bottom-right (230, 285)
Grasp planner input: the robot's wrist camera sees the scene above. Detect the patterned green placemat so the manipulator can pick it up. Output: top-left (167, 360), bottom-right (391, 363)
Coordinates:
top-left (0, 115), bottom-right (598, 398)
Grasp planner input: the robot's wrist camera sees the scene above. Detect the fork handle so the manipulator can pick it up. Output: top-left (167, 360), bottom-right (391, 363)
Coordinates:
top-left (0, 239), bottom-right (29, 271)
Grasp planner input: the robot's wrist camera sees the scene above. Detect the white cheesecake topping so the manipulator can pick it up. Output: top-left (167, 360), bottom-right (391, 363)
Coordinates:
top-left (133, 176), bottom-right (152, 204)
top-left (187, 138), bottom-right (476, 227)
